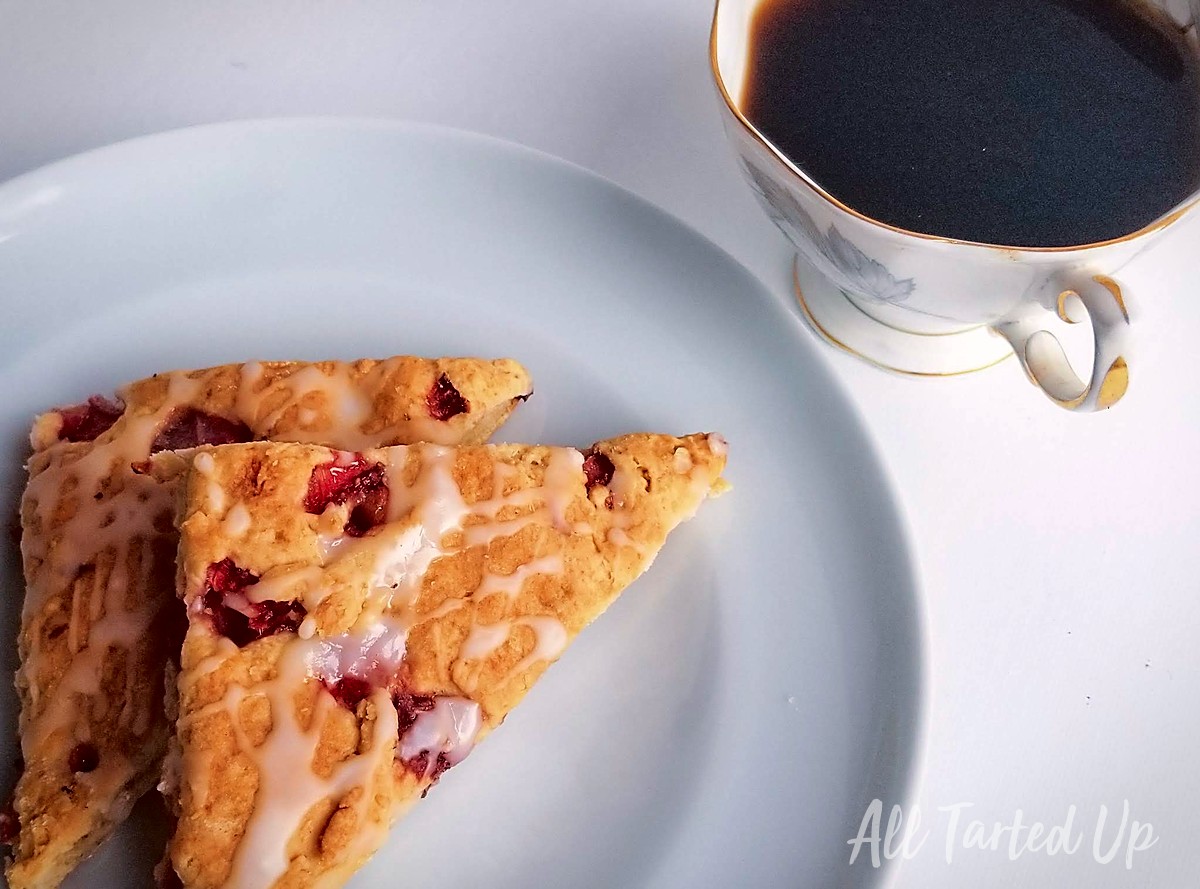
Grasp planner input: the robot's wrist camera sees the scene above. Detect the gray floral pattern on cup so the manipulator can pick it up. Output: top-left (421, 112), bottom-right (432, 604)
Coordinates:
top-left (742, 160), bottom-right (916, 304)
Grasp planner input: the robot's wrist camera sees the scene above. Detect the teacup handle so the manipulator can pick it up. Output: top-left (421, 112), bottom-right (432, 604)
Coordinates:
top-left (991, 274), bottom-right (1131, 411)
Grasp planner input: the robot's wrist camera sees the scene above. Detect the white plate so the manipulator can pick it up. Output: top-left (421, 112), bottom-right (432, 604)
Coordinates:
top-left (0, 120), bottom-right (924, 889)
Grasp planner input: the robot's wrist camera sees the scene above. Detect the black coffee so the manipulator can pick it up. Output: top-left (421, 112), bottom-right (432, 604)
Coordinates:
top-left (743, 0), bottom-right (1200, 246)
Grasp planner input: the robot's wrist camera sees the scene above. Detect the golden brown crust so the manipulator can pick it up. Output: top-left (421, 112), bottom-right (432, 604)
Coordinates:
top-left (168, 434), bottom-right (726, 888)
top-left (9, 357), bottom-right (532, 889)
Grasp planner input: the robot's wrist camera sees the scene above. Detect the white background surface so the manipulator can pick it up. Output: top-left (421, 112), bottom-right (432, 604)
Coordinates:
top-left (0, 2), bottom-right (1195, 887)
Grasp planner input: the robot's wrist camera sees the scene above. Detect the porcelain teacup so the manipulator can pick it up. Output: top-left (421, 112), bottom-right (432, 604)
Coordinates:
top-left (711, 0), bottom-right (1200, 410)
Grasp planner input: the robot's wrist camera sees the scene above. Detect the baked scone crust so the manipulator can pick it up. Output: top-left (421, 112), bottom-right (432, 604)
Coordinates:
top-left (9, 357), bottom-right (532, 889)
top-left (168, 434), bottom-right (727, 888)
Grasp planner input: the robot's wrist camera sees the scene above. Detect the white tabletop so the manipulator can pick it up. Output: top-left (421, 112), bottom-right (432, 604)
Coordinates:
top-left (2, 3), bottom-right (1196, 887)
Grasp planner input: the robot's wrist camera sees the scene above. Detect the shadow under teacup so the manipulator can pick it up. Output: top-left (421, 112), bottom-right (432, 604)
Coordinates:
top-left (711, 0), bottom-right (1200, 411)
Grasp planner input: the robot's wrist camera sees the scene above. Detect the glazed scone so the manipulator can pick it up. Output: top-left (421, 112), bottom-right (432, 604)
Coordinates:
top-left (167, 434), bottom-right (727, 888)
top-left (8, 357), bottom-right (532, 889)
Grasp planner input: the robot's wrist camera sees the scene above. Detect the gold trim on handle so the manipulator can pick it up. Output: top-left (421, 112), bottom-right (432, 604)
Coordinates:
top-left (1096, 357), bottom-right (1130, 409)
top-left (1056, 290), bottom-right (1082, 324)
top-left (998, 277), bottom-right (1132, 411)
top-left (1093, 275), bottom-right (1130, 320)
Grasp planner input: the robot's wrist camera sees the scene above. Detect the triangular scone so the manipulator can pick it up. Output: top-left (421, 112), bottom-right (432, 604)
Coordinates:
top-left (9, 357), bottom-right (532, 889)
top-left (166, 434), bottom-right (727, 888)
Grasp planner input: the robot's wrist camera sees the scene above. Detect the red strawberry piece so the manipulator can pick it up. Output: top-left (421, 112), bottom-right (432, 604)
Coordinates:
top-left (199, 559), bottom-right (306, 648)
top-left (426, 374), bottom-right (470, 421)
top-left (246, 599), bottom-right (307, 639)
top-left (582, 451), bottom-right (615, 492)
top-left (205, 558), bottom-right (259, 597)
top-left (326, 676), bottom-right (374, 711)
top-left (413, 752), bottom-right (455, 797)
top-left (56, 395), bottom-right (125, 443)
top-left (150, 408), bottom-right (253, 454)
top-left (393, 689), bottom-right (462, 790)
top-left (392, 689), bottom-right (437, 737)
top-left (304, 455), bottom-right (389, 537)
top-left (406, 750), bottom-right (430, 781)
top-left (68, 742), bottom-right (99, 774)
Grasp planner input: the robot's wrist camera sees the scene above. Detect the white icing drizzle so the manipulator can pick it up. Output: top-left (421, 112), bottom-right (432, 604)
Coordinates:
top-left (607, 527), bottom-right (633, 548)
top-left (507, 616), bottom-right (569, 678)
top-left (299, 446), bottom-right (580, 625)
top-left (192, 450), bottom-right (225, 513)
top-left (606, 465), bottom-right (639, 512)
top-left (181, 638), bottom-right (398, 889)
top-left (472, 554), bottom-right (564, 602)
top-left (598, 466), bottom-right (648, 557)
top-left (253, 447), bottom-right (581, 662)
top-left (241, 364), bottom-right (372, 445)
top-left (236, 361), bottom-right (467, 449)
top-left (244, 566), bottom-right (324, 607)
top-left (371, 447), bottom-right (577, 648)
top-left (461, 622), bottom-right (512, 661)
top-left (306, 618), bottom-right (409, 687)
top-left (673, 446), bottom-right (694, 474)
top-left (221, 502), bottom-right (251, 538)
top-left (460, 615), bottom-right (569, 684)
top-left (398, 697), bottom-right (481, 775)
top-left (369, 524), bottom-right (449, 612)
top-left (541, 449), bottom-right (586, 533)
top-left (706, 432), bottom-right (728, 459)
top-left (20, 372), bottom-right (205, 759)
top-left (383, 446), bottom-right (470, 531)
